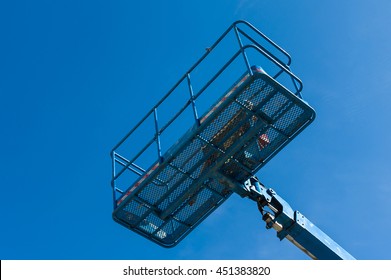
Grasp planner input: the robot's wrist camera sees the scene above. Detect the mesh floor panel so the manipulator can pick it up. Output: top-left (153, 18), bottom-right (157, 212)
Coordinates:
top-left (113, 70), bottom-right (315, 247)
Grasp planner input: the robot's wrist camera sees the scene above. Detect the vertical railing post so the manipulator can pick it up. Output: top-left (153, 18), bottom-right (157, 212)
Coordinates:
top-left (154, 108), bottom-right (163, 162)
top-left (111, 150), bottom-right (118, 209)
top-left (186, 73), bottom-right (200, 126)
top-left (233, 24), bottom-right (253, 76)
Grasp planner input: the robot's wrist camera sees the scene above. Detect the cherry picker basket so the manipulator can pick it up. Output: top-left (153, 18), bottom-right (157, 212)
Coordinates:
top-left (110, 21), bottom-right (315, 247)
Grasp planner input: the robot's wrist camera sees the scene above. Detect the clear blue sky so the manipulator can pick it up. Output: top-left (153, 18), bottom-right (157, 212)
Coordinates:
top-left (1, 0), bottom-right (391, 260)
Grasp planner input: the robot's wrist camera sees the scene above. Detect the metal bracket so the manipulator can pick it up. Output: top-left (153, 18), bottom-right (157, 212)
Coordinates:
top-left (241, 176), bottom-right (355, 260)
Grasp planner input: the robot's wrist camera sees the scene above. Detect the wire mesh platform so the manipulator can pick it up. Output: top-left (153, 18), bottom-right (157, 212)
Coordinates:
top-left (111, 21), bottom-right (316, 247)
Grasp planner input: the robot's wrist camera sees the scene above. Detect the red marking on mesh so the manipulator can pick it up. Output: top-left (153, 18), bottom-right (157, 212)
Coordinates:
top-left (116, 162), bottom-right (160, 206)
top-left (200, 74), bottom-right (250, 124)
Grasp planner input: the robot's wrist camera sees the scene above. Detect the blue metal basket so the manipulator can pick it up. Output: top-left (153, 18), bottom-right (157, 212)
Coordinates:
top-left (111, 21), bottom-right (315, 247)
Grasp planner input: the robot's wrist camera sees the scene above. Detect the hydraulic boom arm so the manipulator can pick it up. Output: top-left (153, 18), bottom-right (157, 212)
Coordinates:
top-left (240, 177), bottom-right (355, 260)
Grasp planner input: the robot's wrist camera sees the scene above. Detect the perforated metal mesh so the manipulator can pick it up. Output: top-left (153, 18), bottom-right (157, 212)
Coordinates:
top-left (113, 71), bottom-right (315, 247)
